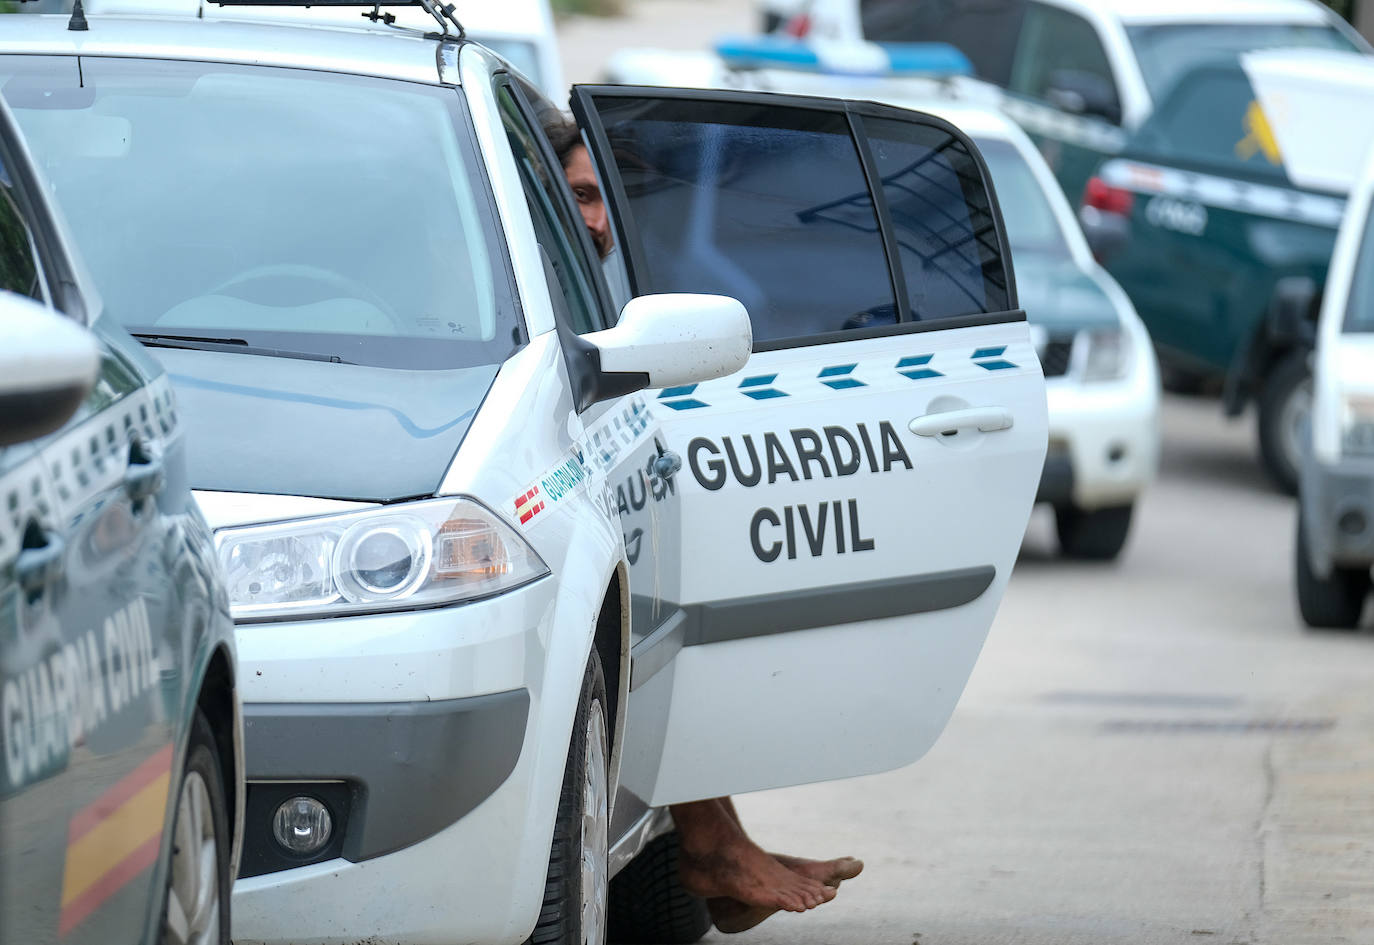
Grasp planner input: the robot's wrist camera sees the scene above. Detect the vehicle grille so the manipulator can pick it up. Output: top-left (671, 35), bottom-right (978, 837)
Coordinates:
top-left (1039, 338), bottom-right (1074, 378)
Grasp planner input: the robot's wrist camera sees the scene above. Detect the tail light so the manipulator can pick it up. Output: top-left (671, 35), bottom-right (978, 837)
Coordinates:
top-left (1082, 176), bottom-right (1134, 216)
top-left (784, 13), bottom-right (812, 37)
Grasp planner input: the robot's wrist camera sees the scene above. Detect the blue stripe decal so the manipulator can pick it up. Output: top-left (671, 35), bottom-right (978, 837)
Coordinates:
top-left (900, 368), bottom-right (943, 380)
top-left (660, 384), bottom-right (699, 399)
top-left (896, 355), bottom-right (933, 368)
top-left (743, 388), bottom-right (789, 400)
top-left (661, 398), bottom-right (710, 410)
top-left (739, 374), bottom-right (778, 387)
top-left (971, 347), bottom-right (1006, 359)
top-left (819, 364), bottom-right (865, 390)
top-left (976, 360), bottom-right (1017, 371)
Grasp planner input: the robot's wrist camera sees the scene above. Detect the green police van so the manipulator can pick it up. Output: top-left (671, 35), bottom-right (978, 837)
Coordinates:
top-left (1079, 48), bottom-right (1374, 493)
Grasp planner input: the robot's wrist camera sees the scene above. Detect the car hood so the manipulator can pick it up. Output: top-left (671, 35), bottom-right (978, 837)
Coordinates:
top-left (153, 348), bottom-right (499, 502)
top-left (1015, 256), bottom-right (1121, 335)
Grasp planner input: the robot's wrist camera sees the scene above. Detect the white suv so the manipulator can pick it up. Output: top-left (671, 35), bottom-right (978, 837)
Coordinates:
top-left (1, 8), bottom-right (1048, 944)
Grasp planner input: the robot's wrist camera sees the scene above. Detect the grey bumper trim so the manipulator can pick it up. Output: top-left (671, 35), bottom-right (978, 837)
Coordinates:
top-left (243, 689), bottom-right (529, 862)
top-left (681, 567), bottom-right (996, 647)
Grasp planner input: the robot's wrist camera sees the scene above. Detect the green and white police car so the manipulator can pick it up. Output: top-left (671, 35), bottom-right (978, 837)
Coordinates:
top-left (1296, 146), bottom-right (1374, 629)
top-left (0, 92), bottom-right (242, 945)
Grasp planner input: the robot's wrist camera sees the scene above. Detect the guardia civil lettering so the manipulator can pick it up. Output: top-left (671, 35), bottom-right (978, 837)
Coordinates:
top-left (687, 422), bottom-right (913, 491)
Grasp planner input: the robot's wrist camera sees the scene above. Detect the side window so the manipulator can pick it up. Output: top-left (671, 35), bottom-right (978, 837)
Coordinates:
top-left (1135, 69), bottom-right (1285, 179)
top-left (572, 91), bottom-right (1014, 346)
top-left (859, 0), bottom-right (1026, 87)
top-left (495, 85), bottom-right (606, 335)
top-left (1010, 3), bottom-right (1119, 119)
top-left (0, 156), bottom-right (41, 301)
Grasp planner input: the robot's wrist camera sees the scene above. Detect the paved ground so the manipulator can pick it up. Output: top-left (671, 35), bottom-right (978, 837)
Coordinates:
top-left (720, 394), bottom-right (1374, 945)
top-left (555, 7), bottom-right (1374, 941)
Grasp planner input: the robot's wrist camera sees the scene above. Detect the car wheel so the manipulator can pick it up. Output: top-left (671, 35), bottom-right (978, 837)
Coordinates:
top-left (1296, 511), bottom-right (1369, 630)
top-left (608, 831), bottom-right (712, 945)
top-left (1257, 351), bottom-right (1312, 496)
top-left (526, 653), bottom-right (610, 945)
top-left (1054, 503), bottom-right (1133, 560)
top-left (161, 709), bottom-right (231, 945)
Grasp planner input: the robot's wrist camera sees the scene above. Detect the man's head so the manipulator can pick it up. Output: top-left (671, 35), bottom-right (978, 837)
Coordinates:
top-left (546, 115), bottom-right (612, 259)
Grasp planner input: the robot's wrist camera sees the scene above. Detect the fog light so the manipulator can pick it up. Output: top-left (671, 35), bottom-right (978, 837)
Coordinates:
top-left (272, 796), bottom-right (332, 856)
top-left (1338, 507), bottom-right (1368, 537)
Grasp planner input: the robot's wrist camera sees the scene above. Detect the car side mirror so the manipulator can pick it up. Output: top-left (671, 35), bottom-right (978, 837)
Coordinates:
top-left (1269, 276), bottom-right (1319, 348)
top-left (0, 291), bottom-right (99, 448)
top-left (1046, 69), bottom-right (1122, 126)
top-left (584, 293), bottom-right (752, 402)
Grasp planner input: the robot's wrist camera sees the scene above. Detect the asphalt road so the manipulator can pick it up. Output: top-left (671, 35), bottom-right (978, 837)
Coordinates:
top-left (715, 394), bottom-right (1374, 945)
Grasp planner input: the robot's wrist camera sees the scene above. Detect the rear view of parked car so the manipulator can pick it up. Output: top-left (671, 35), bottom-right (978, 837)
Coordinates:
top-left (0, 93), bottom-right (242, 945)
top-left (1081, 50), bottom-right (1374, 493)
top-left (1296, 147), bottom-right (1374, 629)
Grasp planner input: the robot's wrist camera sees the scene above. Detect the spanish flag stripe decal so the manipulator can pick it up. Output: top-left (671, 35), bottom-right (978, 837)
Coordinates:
top-left (58, 743), bottom-right (174, 936)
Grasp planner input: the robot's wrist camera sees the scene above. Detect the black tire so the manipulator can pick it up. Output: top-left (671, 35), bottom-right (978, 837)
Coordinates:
top-left (1055, 503), bottom-right (1133, 560)
top-left (161, 709), bottom-right (232, 945)
top-left (608, 831), bottom-right (712, 945)
top-left (1296, 511), bottom-right (1370, 630)
top-left (1257, 351), bottom-right (1312, 496)
top-left (526, 653), bottom-right (610, 945)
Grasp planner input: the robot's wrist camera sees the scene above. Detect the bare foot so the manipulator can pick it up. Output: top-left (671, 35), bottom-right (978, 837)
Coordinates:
top-left (678, 843), bottom-right (835, 913)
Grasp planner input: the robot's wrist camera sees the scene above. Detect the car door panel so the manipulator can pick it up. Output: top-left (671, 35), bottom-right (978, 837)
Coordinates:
top-left (574, 86), bottom-right (1048, 804)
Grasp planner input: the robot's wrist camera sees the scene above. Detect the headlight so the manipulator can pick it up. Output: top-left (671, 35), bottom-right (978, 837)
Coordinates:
top-left (1341, 394), bottom-right (1374, 457)
top-left (216, 497), bottom-right (549, 622)
top-left (1080, 327), bottom-right (1130, 382)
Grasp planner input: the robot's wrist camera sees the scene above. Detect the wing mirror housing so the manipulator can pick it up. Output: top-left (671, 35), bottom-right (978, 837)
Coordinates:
top-left (575, 293), bottom-right (752, 407)
top-left (0, 291), bottom-right (100, 447)
top-left (1046, 69), bottom-right (1122, 126)
top-left (1269, 276), bottom-right (1319, 349)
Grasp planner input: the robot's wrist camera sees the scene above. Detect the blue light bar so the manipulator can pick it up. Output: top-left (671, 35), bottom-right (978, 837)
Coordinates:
top-left (714, 36), bottom-right (973, 78)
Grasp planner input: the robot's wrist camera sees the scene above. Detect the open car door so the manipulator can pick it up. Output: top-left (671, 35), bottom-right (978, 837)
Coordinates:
top-left (572, 87), bottom-right (1048, 806)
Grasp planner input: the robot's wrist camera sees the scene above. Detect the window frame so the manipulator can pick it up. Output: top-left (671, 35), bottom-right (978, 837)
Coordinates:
top-left (570, 84), bottom-right (1023, 353)
top-left (0, 96), bottom-right (78, 318)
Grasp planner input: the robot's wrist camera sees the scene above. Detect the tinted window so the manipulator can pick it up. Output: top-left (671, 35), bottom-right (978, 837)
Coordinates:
top-left (860, 115), bottom-right (1010, 318)
top-left (974, 139), bottom-right (1071, 259)
top-left (587, 98), bottom-right (897, 342)
top-left (1010, 3), bottom-right (1119, 116)
top-left (0, 156), bottom-right (39, 300)
top-left (1128, 23), bottom-right (1358, 103)
top-left (1347, 196), bottom-right (1374, 333)
top-left (1134, 68), bottom-right (1286, 179)
top-left (859, 0), bottom-right (1026, 86)
top-left (3, 56), bottom-right (519, 370)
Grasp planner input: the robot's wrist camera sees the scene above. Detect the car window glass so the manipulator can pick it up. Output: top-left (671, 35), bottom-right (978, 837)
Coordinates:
top-left (1346, 196), bottom-right (1374, 333)
top-left (860, 115), bottom-right (1011, 319)
top-left (859, 0), bottom-right (1025, 86)
top-left (1, 56), bottom-right (519, 371)
top-left (1134, 69), bottom-right (1287, 180)
top-left (0, 155), bottom-right (41, 300)
top-left (974, 138), bottom-right (1071, 260)
top-left (1010, 3), bottom-right (1119, 115)
top-left (582, 97), bottom-right (898, 343)
top-left (1127, 23), bottom-right (1358, 103)
top-left (496, 85), bottom-right (606, 335)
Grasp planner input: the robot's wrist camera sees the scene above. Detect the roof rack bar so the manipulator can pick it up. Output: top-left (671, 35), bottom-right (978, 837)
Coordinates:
top-left (205, 0), bottom-right (464, 37)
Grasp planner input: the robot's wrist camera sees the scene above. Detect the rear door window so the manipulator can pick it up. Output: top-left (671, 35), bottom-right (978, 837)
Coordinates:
top-left (859, 0), bottom-right (1026, 86)
top-left (570, 89), bottom-right (1015, 346)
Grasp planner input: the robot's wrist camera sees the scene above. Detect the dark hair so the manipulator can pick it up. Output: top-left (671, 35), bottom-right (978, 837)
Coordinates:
top-left (541, 113), bottom-right (584, 169)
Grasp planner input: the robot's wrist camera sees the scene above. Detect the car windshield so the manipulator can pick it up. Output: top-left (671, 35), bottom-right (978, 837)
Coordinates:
top-left (974, 138), bottom-right (1071, 260)
top-left (0, 56), bottom-right (519, 370)
top-left (1127, 23), bottom-right (1359, 102)
top-left (1346, 196), bottom-right (1374, 332)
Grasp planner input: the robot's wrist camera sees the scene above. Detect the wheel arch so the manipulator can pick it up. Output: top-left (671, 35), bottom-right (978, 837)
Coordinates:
top-left (1223, 277), bottom-right (1319, 417)
top-left (595, 562), bottom-right (631, 802)
top-left (195, 643), bottom-right (244, 880)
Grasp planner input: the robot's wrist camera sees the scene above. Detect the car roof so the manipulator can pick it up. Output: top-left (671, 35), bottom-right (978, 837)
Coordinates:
top-left (1040, 0), bottom-right (1333, 27)
top-left (0, 11), bottom-right (454, 84)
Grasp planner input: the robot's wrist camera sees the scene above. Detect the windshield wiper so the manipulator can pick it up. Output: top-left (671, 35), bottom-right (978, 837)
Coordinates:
top-left (131, 333), bottom-right (354, 365)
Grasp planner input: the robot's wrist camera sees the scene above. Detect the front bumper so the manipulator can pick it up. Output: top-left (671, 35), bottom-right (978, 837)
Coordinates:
top-left (230, 579), bottom-right (567, 945)
top-left (1300, 450), bottom-right (1374, 577)
top-left (1041, 373), bottom-right (1159, 510)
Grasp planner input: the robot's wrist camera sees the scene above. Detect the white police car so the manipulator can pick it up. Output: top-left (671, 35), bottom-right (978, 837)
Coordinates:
top-left (0, 91), bottom-right (242, 945)
top-left (0, 5), bottom-right (1048, 943)
top-left (1296, 146), bottom-right (1374, 629)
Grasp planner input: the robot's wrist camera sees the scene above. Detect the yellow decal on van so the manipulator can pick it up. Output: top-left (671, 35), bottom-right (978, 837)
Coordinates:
top-left (1236, 100), bottom-right (1282, 165)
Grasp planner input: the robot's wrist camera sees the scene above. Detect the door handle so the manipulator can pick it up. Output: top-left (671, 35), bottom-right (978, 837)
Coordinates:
top-left (125, 437), bottom-right (164, 506)
top-left (653, 451), bottom-right (682, 481)
top-left (17, 525), bottom-right (65, 600)
top-left (909, 407), bottom-right (1014, 437)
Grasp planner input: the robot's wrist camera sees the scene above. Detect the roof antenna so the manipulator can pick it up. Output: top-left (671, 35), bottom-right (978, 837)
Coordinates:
top-left (67, 0), bottom-right (89, 30)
